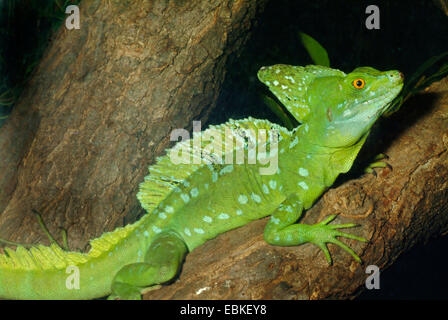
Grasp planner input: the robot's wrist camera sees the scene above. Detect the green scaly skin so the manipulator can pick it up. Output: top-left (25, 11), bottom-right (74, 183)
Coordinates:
top-left (0, 65), bottom-right (403, 299)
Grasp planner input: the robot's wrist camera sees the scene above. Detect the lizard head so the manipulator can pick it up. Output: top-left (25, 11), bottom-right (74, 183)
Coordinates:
top-left (306, 66), bottom-right (403, 147)
top-left (258, 65), bottom-right (403, 148)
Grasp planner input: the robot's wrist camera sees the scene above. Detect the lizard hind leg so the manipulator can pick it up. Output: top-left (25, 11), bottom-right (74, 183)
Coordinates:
top-left (109, 230), bottom-right (188, 300)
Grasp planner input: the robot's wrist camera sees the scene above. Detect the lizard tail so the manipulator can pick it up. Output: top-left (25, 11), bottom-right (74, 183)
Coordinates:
top-left (0, 244), bottom-right (105, 299)
top-left (0, 220), bottom-right (148, 299)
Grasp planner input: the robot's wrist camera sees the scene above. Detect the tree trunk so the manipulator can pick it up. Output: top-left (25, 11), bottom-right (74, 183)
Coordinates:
top-left (144, 77), bottom-right (448, 299)
top-left (0, 0), bottom-right (268, 250)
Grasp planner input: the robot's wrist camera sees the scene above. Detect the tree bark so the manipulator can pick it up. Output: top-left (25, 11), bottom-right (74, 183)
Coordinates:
top-left (144, 78), bottom-right (448, 299)
top-left (0, 0), bottom-right (268, 250)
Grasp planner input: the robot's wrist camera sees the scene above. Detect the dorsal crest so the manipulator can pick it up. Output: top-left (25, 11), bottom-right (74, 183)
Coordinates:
top-left (137, 117), bottom-right (290, 212)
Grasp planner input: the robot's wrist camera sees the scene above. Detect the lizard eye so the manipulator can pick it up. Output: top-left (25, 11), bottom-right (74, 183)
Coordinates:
top-left (352, 78), bottom-right (365, 89)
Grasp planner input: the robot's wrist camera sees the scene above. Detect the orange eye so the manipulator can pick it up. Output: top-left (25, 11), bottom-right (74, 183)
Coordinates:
top-left (352, 78), bottom-right (365, 89)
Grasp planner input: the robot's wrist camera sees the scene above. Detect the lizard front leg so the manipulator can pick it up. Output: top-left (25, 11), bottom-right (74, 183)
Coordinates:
top-left (264, 193), bottom-right (367, 264)
top-left (109, 230), bottom-right (188, 300)
top-left (364, 153), bottom-right (392, 176)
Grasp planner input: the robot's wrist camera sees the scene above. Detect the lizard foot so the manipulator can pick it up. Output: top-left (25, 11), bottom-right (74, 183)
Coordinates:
top-left (307, 215), bottom-right (367, 265)
top-left (364, 153), bottom-right (392, 176)
top-left (108, 282), bottom-right (142, 300)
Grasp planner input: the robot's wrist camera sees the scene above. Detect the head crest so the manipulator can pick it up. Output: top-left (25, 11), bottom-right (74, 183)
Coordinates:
top-left (258, 64), bottom-right (345, 122)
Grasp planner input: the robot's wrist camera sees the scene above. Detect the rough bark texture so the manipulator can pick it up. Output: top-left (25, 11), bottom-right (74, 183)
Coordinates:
top-left (144, 78), bottom-right (448, 300)
top-left (0, 0), bottom-right (268, 250)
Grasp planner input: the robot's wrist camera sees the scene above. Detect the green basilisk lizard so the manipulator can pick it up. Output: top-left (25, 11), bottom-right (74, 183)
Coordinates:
top-left (0, 64), bottom-right (403, 299)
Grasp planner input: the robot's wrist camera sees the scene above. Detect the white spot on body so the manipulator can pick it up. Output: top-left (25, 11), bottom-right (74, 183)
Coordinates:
top-left (304, 124), bottom-right (309, 132)
top-left (194, 228), bottom-right (205, 234)
top-left (284, 75), bottom-right (296, 83)
top-left (218, 213), bottom-right (230, 220)
top-left (269, 180), bottom-right (277, 190)
top-left (152, 226), bottom-right (162, 233)
top-left (251, 193), bottom-right (262, 203)
top-left (184, 228), bottom-right (191, 236)
top-left (190, 188), bottom-right (199, 197)
top-left (298, 168), bottom-right (309, 176)
top-left (203, 216), bottom-right (213, 223)
top-left (220, 165), bottom-right (234, 175)
top-left (165, 206), bottom-right (174, 213)
top-left (298, 181), bottom-right (309, 190)
top-left (238, 194), bottom-right (248, 204)
top-left (271, 217), bottom-right (280, 224)
top-left (159, 212), bottom-right (167, 219)
top-left (262, 184), bottom-right (270, 194)
top-left (181, 193), bottom-right (190, 203)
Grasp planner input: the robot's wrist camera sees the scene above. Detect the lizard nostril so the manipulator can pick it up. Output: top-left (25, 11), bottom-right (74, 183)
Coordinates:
top-left (388, 72), bottom-right (403, 81)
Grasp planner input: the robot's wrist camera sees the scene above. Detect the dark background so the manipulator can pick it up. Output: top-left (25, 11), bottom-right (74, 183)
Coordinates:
top-left (211, 0), bottom-right (448, 125)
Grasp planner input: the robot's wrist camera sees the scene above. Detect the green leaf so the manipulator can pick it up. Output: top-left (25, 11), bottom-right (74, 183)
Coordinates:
top-left (259, 94), bottom-right (296, 130)
top-left (403, 51), bottom-right (448, 93)
top-left (384, 51), bottom-right (448, 117)
top-left (298, 32), bottom-right (330, 67)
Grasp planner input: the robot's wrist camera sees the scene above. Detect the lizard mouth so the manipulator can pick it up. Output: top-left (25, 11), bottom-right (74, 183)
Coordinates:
top-left (333, 87), bottom-right (402, 129)
top-left (356, 86), bottom-right (403, 117)
top-left (346, 94), bottom-right (394, 119)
